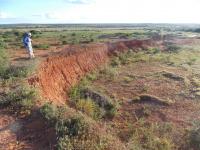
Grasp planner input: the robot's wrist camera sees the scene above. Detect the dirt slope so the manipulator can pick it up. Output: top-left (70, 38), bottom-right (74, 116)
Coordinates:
top-left (29, 39), bottom-right (162, 105)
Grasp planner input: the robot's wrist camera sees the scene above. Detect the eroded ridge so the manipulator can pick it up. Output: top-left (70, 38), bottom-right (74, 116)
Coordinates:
top-left (29, 39), bottom-right (161, 104)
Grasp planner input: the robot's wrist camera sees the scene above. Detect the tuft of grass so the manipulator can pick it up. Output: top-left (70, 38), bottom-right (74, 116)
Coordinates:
top-left (1, 66), bottom-right (31, 79)
top-left (98, 66), bottom-right (118, 80)
top-left (33, 44), bottom-right (50, 49)
top-left (104, 103), bottom-right (117, 119)
top-left (69, 77), bottom-right (117, 120)
top-left (75, 98), bottom-right (102, 120)
top-left (0, 85), bottom-right (37, 108)
top-left (165, 43), bottom-right (181, 53)
top-left (40, 104), bottom-right (111, 150)
top-left (147, 47), bottom-right (161, 54)
top-left (0, 40), bottom-right (9, 76)
top-left (62, 40), bottom-right (68, 45)
top-left (128, 121), bottom-right (174, 150)
top-left (40, 103), bottom-right (58, 124)
top-left (188, 127), bottom-right (200, 149)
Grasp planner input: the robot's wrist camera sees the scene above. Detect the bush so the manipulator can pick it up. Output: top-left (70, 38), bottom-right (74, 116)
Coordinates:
top-left (69, 77), bottom-right (117, 120)
top-left (75, 99), bottom-right (102, 119)
top-left (110, 57), bottom-right (121, 67)
top-left (56, 115), bottom-right (109, 150)
top-left (99, 66), bottom-right (118, 80)
top-left (40, 103), bottom-right (113, 150)
top-left (1, 66), bottom-right (30, 79)
top-left (166, 44), bottom-right (181, 53)
top-left (189, 128), bottom-right (200, 149)
top-left (104, 103), bottom-right (117, 119)
top-left (147, 47), bottom-right (161, 54)
top-left (40, 103), bottom-right (58, 123)
top-left (118, 52), bottom-right (132, 65)
top-left (56, 116), bottom-right (88, 138)
top-left (30, 30), bottom-right (42, 35)
top-left (62, 40), bottom-right (68, 45)
top-left (57, 136), bottom-right (73, 150)
top-left (71, 33), bottom-right (76, 36)
top-left (68, 77), bottom-right (91, 102)
top-left (128, 122), bottom-right (174, 150)
top-left (33, 44), bottom-right (49, 49)
top-left (0, 40), bottom-right (8, 76)
top-left (69, 85), bottom-right (82, 102)
top-left (194, 28), bottom-right (200, 33)
top-left (1, 86), bottom-right (37, 108)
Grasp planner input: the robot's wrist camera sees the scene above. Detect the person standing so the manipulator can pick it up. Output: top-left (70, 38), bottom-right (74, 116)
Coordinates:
top-left (23, 32), bottom-right (35, 59)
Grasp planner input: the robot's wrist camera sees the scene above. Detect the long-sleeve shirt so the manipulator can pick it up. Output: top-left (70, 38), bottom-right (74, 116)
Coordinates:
top-left (24, 36), bottom-right (32, 47)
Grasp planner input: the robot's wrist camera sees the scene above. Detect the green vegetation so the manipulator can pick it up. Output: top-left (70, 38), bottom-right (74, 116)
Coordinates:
top-left (98, 66), bottom-right (119, 80)
top-left (110, 50), bottom-right (150, 68)
top-left (189, 127), bottom-right (200, 149)
top-left (0, 37), bottom-right (37, 115)
top-left (127, 121), bottom-right (174, 150)
top-left (75, 98), bottom-right (102, 120)
top-left (1, 85), bottom-right (37, 108)
top-left (40, 103), bottom-right (113, 150)
top-left (1, 65), bottom-right (32, 79)
top-left (0, 39), bottom-right (8, 75)
top-left (1, 24), bottom-right (200, 149)
top-left (68, 72), bottom-right (118, 120)
top-left (33, 44), bottom-right (50, 49)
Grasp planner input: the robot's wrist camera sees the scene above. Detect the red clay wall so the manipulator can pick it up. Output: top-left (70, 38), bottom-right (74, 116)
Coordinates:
top-left (29, 39), bottom-right (161, 105)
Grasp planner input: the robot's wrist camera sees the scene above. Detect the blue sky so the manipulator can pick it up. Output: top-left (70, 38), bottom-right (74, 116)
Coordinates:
top-left (0, 0), bottom-right (200, 24)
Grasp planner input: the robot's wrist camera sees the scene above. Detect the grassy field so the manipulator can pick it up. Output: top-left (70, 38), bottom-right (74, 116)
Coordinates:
top-left (1, 24), bottom-right (200, 149)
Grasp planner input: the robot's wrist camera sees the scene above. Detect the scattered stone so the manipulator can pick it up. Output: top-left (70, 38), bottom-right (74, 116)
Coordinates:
top-left (81, 88), bottom-right (110, 107)
top-left (132, 94), bottom-right (174, 106)
top-left (161, 71), bottom-right (184, 81)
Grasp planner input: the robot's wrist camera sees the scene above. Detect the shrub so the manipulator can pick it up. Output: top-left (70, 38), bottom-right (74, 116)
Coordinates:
top-left (110, 57), bottom-right (121, 67)
top-left (194, 28), bottom-right (200, 33)
top-left (55, 116), bottom-right (88, 138)
top-left (147, 47), bottom-right (161, 54)
top-left (1, 86), bottom-right (37, 108)
top-left (0, 40), bottom-right (8, 76)
top-left (99, 66), bottom-right (118, 80)
top-left (166, 44), bottom-right (181, 53)
top-left (69, 79), bottom-right (117, 120)
top-left (189, 128), bottom-right (200, 149)
top-left (85, 72), bottom-right (97, 81)
top-left (56, 115), bottom-right (109, 150)
top-left (118, 52), bottom-right (132, 65)
top-left (71, 33), bottom-right (76, 36)
top-left (104, 103), bottom-right (117, 119)
top-left (40, 103), bottom-right (58, 123)
top-left (57, 136), bottom-right (73, 150)
top-left (40, 103), bottom-right (113, 150)
top-left (128, 122), bottom-right (174, 150)
top-left (69, 77), bottom-right (91, 102)
top-left (75, 99), bottom-right (102, 119)
top-left (30, 30), bottom-right (41, 35)
top-left (62, 40), bottom-right (68, 45)
top-left (33, 44), bottom-right (49, 49)
top-left (1, 66), bottom-right (30, 79)
top-left (69, 85), bottom-right (82, 102)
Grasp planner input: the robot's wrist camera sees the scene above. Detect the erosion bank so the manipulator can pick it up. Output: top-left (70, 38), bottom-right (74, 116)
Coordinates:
top-left (29, 39), bottom-right (162, 105)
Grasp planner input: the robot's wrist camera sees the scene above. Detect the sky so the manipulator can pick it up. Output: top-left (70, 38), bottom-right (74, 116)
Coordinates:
top-left (0, 0), bottom-right (200, 24)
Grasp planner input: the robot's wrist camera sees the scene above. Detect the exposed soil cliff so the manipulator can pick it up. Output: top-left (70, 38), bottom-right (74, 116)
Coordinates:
top-left (29, 39), bottom-right (162, 105)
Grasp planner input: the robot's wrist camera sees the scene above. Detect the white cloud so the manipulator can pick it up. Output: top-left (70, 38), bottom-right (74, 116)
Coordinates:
top-left (39, 0), bottom-right (200, 23)
top-left (45, 12), bottom-right (67, 19)
top-left (3, 0), bottom-right (200, 23)
top-left (64, 0), bottom-right (94, 4)
top-left (0, 11), bottom-right (10, 19)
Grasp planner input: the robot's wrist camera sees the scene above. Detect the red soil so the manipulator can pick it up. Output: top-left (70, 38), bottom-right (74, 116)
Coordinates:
top-left (29, 39), bottom-right (162, 105)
